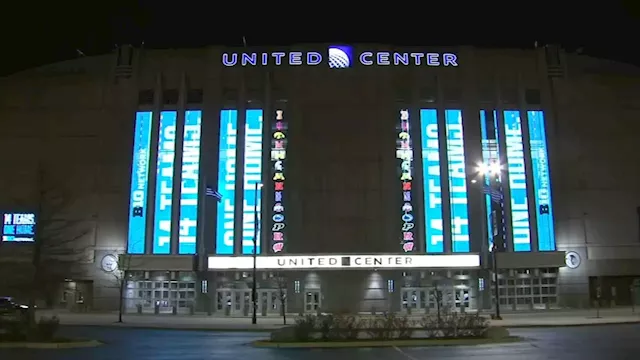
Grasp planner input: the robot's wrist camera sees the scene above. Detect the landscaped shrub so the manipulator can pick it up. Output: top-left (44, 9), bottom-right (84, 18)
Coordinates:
top-left (317, 314), bottom-right (334, 341)
top-left (419, 311), bottom-right (490, 339)
top-left (394, 314), bottom-right (416, 339)
top-left (293, 314), bottom-right (317, 341)
top-left (364, 313), bottom-right (397, 340)
top-left (332, 314), bottom-right (365, 340)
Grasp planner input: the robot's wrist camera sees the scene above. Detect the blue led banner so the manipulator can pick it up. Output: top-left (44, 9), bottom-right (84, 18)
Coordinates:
top-left (216, 110), bottom-right (238, 255)
top-left (270, 109), bottom-right (287, 253)
top-left (420, 109), bottom-right (444, 253)
top-left (127, 111), bottom-right (152, 254)
top-left (445, 110), bottom-right (470, 253)
top-left (178, 110), bottom-right (202, 255)
top-left (503, 110), bottom-right (532, 252)
top-left (242, 109), bottom-right (263, 255)
top-left (527, 110), bottom-right (556, 251)
top-left (397, 109), bottom-right (415, 252)
top-left (153, 111), bottom-right (177, 254)
top-left (480, 110), bottom-right (498, 250)
top-left (2, 213), bottom-right (36, 242)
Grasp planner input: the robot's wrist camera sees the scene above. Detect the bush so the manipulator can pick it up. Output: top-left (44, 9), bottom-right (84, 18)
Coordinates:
top-left (332, 314), bottom-right (364, 340)
top-left (293, 314), bottom-right (317, 341)
top-left (419, 311), bottom-right (489, 339)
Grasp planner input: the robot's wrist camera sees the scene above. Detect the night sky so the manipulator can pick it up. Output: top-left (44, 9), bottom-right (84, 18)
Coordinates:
top-left (1, 2), bottom-right (639, 76)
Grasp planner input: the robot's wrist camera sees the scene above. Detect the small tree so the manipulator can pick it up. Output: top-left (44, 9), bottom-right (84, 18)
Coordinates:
top-left (109, 254), bottom-right (135, 323)
top-left (274, 272), bottom-right (288, 325)
top-left (433, 280), bottom-right (443, 326)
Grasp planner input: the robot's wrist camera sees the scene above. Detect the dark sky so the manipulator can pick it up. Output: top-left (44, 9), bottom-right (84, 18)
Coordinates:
top-left (2, 2), bottom-right (639, 76)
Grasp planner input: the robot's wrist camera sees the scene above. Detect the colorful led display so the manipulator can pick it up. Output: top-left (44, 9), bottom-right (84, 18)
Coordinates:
top-left (2, 213), bottom-right (36, 242)
top-left (397, 109), bottom-right (415, 252)
top-left (527, 110), bottom-right (556, 251)
top-left (445, 110), bottom-right (470, 252)
top-left (215, 109), bottom-right (238, 255)
top-left (420, 109), bottom-right (444, 253)
top-left (127, 111), bottom-right (153, 254)
top-left (242, 109), bottom-right (264, 255)
top-left (480, 110), bottom-right (498, 250)
top-left (178, 110), bottom-right (202, 255)
top-left (503, 110), bottom-right (532, 252)
top-left (270, 109), bottom-right (287, 253)
top-left (153, 111), bottom-right (177, 254)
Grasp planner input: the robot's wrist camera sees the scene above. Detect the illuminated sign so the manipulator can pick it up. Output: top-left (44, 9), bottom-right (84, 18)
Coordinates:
top-left (153, 111), bottom-right (177, 254)
top-left (503, 110), bottom-right (532, 252)
top-left (479, 110), bottom-right (502, 250)
top-left (178, 110), bottom-right (202, 255)
top-left (2, 213), bottom-right (36, 242)
top-left (242, 109), bottom-right (264, 255)
top-left (420, 109), bottom-right (444, 253)
top-left (208, 254), bottom-right (480, 270)
top-left (397, 109), bottom-right (415, 252)
top-left (445, 110), bottom-right (470, 252)
top-left (527, 110), bottom-right (556, 251)
top-left (127, 111), bottom-right (152, 254)
top-left (222, 46), bottom-right (458, 68)
top-left (270, 109), bottom-right (288, 253)
top-left (215, 110), bottom-right (238, 255)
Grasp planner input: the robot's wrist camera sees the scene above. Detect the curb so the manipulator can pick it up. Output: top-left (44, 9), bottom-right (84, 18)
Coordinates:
top-left (62, 323), bottom-right (278, 332)
top-left (252, 336), bottom-right (522, 349)
top-left (0, 340), bottom-right (102, 349)
top-left (502, 320), bottom-right (640, 328)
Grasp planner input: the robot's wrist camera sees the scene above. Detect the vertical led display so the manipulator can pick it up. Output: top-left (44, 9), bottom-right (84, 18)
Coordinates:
top-left (503, 110), bottom-right (531, 251)
top-left (127, 111), bottom-right (152, 254)
top-left (420, 109), bottom-right (444, 253)
top-left (242, 109), bottom-right (263, 255)
top-left (445, 110), bottom-right (470, 252)
top-left (527, 110), bottom-right (556, 251)
top-left (178, 110), bottom-right (202, 255)
top-left (397, 109), bottom-right (415, 252)
top-left (270, 109), bottom-right (287, 253)
top-left (215, 109), bottom-right (238, 255)
top-left (479, 110), bottom-right (498, 250)
top-left (153, 111), bottom-right (177, 254)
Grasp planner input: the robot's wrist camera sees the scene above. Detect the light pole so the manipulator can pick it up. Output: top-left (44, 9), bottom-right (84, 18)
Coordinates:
top-left (251, 182), bottom-right (263, 325)
top-left (478, 160), bottom-right (504, 320)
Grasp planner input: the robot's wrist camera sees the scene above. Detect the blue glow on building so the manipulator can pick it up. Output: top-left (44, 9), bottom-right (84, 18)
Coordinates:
top-left (445, 110), bottom-right (469, 252)
top-left (420, 109), bottom-right (444, 253)
top-left (479, 110), bottom-right (498, 250)
top-left (216, 110), bottom-right (238, 255)
top-left (527, 110), bottom-right (556, 251)
top-left (503, 110), bottom-right (531, 252)
top-left (242, 109), bottom-right (263, 255)
top-left (178, 110), bottom-right (202, 255)
top-left (127, 111), bottom-right (153, 254)
top-left (153, 111), bottom-right (177, 254)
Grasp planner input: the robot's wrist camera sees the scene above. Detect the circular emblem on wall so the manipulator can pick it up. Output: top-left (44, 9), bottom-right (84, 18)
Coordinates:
top-left (565, 251), bottom-right (581, 269)
top-left (101, 254), bottom-right (119, 272)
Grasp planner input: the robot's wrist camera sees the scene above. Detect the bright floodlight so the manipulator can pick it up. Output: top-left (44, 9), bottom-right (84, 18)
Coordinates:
top-left (477, 161), bottom-right (501, 175)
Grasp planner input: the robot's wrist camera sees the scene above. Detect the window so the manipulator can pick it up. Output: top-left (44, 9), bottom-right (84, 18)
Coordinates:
top-left (138, 89), bottom-right (154, 105)
top-left (163, 89), bottom-right (179, 105)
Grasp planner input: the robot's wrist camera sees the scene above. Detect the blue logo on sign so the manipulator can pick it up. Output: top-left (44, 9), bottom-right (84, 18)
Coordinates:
top-left (273, 214), bottom-right (285, 222)
top-left (328, 45), bottom-right (353, 69)
top-left (402, 213), bottom-right (414, 223)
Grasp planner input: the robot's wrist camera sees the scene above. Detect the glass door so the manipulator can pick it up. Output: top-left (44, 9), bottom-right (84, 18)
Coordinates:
top-left (304, 291), bottom-right (321, 312)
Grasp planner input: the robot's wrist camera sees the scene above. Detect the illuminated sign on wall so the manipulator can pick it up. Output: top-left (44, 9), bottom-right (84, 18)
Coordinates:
top-left (397, 109), bottom-right (415, 252)
top-left (420, 109), bottom-right (444, 253)
top-left (127, 111), bottom-right (153, 254)
top-left (178, 110), bottom-right (202, 255)
top-left (2, 213), bottom-right (36, 242)
top-left (208, 254), bottom-right (480, 270)
top-left (242, 109), bottom-right (264, 255)
top-left (222, 46), bottom-right (458, 68)
top-left (270, 109), bottom-right (287, 253)
top-left (153, 111), bottom-right (177, 254)
top-left (527, 110), bottom-right (556, 251)
top-left (479, 110), bottom-right (501, 250)
top-left (445, 110), bottom-right (470, 252)
top-left (215, 110), bottom-right (238, 255)
top-left (503, 110), bottom-right (531, 252)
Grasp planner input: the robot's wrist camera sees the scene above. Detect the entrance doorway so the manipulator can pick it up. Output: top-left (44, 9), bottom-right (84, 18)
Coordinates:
top-left (401, 287), bottom-right (435, 313)
top-left (215, 289), bottom-right (286, 316)
top-left (304, 291), bottom-right (321, 312)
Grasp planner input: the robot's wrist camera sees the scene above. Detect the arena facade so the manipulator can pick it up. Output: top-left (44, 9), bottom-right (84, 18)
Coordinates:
top-left (1, 43), bottom-right (639, 315)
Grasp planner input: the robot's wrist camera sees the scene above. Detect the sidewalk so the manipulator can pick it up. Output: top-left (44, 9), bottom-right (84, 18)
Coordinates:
top-left (37, 308), bottom-right (640, 331)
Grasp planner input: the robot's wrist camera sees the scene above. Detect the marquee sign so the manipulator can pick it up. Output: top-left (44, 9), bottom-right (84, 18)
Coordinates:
top-left (208, 254), bottom-right (480, 270)
top-left (222, 45), bottom-right (459, 69)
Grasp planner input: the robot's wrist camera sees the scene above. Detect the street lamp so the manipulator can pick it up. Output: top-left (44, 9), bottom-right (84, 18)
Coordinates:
top-left (252, 182), bottom-right (263, 325)
top-left (477, 160), bottom-right (504, 320)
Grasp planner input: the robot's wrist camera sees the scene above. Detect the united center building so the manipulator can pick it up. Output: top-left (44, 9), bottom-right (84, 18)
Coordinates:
top-left (1, 44), bottom-right (639, 314)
